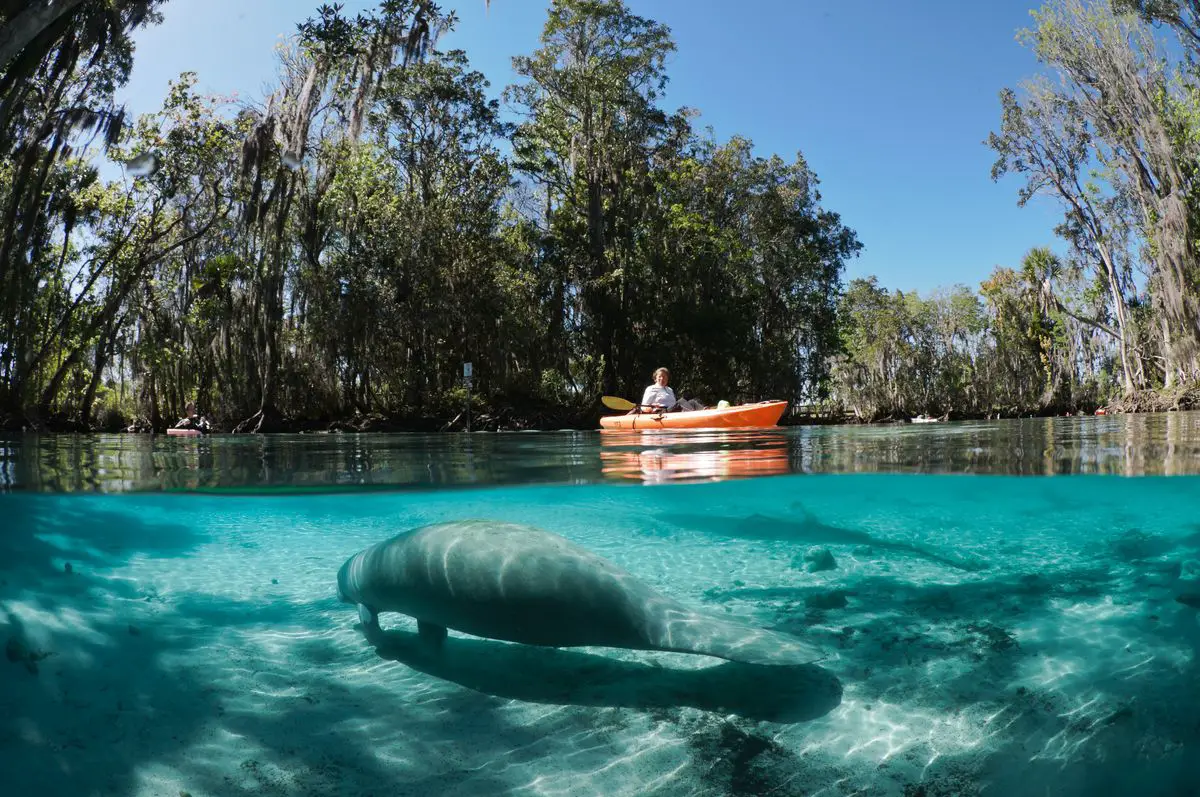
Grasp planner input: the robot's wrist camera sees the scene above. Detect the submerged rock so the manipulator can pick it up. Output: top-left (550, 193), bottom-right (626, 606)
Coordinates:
top-left (1016, 573), bottom-right (1052, 595)
top-left (963, 622), bottom-right (1019, 653)
top-left (805, 590), bottom-right (849, 610)
top-left (796, 547), bottom-right (837, 573)
top-left (1180, 559), bottom-right (1200, 583)
top-left (686, 719), bottom-right (797, 796)
top-left (4, 635), bottom-right (50, 674)
top-left (1175, 592), bottom-right (1200, 609)
top-left (4, 635), bottom-right (26, 663)
top-left (1109, 529), bottom-right (1172, 562)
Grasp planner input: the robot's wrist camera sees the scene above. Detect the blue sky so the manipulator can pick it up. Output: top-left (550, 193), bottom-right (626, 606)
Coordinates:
top-left (115, 0), bottom-right (1066, 296)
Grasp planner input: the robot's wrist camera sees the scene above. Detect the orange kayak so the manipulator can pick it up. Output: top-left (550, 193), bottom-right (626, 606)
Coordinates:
top-left (599, 400), bottom-right (788, 431)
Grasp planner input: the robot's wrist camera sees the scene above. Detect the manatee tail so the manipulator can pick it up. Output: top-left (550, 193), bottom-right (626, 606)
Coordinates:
top-left (650, 609), bottom-right (826, 666)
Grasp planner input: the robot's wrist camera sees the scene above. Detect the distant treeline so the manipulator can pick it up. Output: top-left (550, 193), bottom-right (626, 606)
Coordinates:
top-left (837, 0), bottom-right (1200, 422)
top-left (0, 0), bottom-right (1196, 432)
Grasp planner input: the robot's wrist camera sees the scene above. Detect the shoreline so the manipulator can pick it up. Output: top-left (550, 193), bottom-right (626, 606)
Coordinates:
top-left (2, 385), bottom-right (1198, 435)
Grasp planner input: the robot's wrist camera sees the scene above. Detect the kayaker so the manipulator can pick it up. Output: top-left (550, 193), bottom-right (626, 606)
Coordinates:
top-left (635, 367), bottom-right (705, 413)
top-left (175, 401), bottom-right (212, 433)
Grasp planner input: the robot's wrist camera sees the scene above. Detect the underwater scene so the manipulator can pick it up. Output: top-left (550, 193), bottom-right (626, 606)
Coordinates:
top-left (3, 414), bottom-right (1200, 796)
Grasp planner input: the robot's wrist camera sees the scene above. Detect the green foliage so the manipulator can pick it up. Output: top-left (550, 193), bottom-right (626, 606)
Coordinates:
top-left (828, 255), bottom-right (1123, 420)
top-left (1005, 0), bottom-right (1200, 386)
top-left (506, 1), bottom-right (856, 404)
top-left (15, 0), bottom-right (1197, 431)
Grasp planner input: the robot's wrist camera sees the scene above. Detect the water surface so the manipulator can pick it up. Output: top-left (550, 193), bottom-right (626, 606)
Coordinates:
top-left (4, 411), bottom-right (1200, 492)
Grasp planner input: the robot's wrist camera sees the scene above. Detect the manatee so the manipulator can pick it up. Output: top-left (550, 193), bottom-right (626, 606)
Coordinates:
top-left (336, 520), bottom-right (824, 666)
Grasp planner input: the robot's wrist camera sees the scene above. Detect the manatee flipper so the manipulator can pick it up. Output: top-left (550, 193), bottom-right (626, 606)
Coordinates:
top-left (418, 620), bottom-right (448, 647)
top-left (651, 608), bottom-right (825, 666)
top-left (358, 604), bottom-right (381, 636)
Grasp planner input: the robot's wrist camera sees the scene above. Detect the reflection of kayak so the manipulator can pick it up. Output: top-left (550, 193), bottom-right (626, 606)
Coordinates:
top-left (599, 400), bottom-right (788, 430)
top-left (166, 428), bottom-right (203, 437)
top-left (600, 446), bottom-right (790, 483)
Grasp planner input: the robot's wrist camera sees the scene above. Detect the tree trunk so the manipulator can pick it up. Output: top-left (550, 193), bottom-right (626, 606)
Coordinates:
top-left (0, 0), bottom-right (88, 71)
top-left (80, 321), bottom-right (119, 428)
top-left (1161, 315), bottom-right (1175, 389)
top-left (1097, 248), bottom-right (1137, 394)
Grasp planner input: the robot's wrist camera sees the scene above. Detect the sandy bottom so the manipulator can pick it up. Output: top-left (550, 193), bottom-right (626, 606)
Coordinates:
top-left (2, 474), bottom-right (1199, 796)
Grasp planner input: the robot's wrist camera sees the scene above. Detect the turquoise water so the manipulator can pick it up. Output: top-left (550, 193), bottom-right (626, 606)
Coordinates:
top-left (2, 415), bottom-right (1200, 795)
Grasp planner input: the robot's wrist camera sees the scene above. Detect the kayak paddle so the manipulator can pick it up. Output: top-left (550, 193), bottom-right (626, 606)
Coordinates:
top-left (601, 395), bottom-right (659, 411)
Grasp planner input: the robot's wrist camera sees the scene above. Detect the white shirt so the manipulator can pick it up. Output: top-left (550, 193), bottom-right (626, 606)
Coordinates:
top-left (641, 384), bottom-right (676, 408)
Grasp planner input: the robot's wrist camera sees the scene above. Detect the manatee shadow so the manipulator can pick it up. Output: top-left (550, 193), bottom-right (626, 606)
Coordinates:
top-left (0, 494), bottom-right (226, 797)
top-left (708, 567), bottom-right (1115, 624)
top-left (0, 494), bottom-right (200, 598)
top-left (664, 508), bottom-right (988, 572)
top-left (849, 568), bottom-right (1115, 619)
top-left (178, 648), bottom-right (538, 797)
top-left (0, 591), bottom-right (546, 797)
top-left (1106, 528), bottom-right (1183, 562)
top-left (1180, 528), bottom-right (1200, 550)
top-left (369, 627), bottom-right (842, 723)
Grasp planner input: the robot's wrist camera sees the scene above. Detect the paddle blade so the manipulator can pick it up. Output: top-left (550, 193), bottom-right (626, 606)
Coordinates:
top-left (601, 395), bottom-right (636, 411)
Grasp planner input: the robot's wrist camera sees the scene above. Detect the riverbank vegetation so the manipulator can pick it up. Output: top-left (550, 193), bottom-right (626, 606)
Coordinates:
top-left (0, 0), bottom-right (1198, 432)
